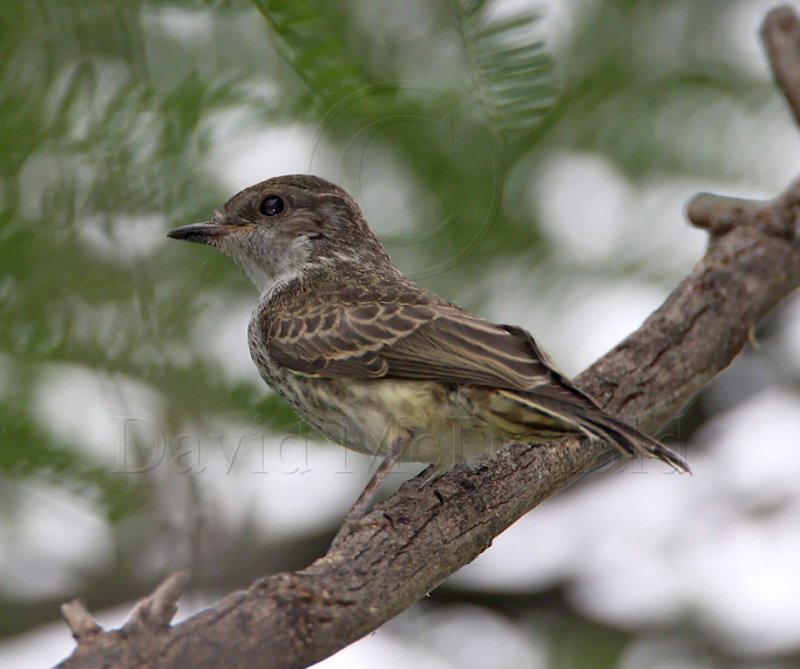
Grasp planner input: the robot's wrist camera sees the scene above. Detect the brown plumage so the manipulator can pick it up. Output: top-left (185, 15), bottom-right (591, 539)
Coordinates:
top-left (168, 174), bottom-right (689, 522)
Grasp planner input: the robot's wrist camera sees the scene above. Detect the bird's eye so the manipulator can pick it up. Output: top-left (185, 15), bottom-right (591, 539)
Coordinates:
top-left (259, 196), bottom-right (284, 217)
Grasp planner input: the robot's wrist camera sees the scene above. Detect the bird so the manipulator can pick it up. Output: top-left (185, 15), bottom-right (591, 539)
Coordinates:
top-left (167, 174), bottom-right (689, 526)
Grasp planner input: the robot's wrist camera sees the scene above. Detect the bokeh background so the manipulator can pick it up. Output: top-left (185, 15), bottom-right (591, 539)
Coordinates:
top-left (2, 0), bottom-right (800, 667)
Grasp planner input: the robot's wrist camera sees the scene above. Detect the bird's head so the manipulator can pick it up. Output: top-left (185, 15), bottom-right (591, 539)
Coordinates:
top-left (168, 174), bottom-right (392, 294)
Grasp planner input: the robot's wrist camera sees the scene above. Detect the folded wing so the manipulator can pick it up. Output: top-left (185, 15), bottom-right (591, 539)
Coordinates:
top-left (264, 302), bottom-right (556, 390)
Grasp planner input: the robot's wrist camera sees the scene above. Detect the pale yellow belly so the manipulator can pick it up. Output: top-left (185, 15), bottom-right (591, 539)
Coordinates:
top-left (278, 372), bottom-right (576, 469)
top-left (343, 379), bottom-right (490, 463)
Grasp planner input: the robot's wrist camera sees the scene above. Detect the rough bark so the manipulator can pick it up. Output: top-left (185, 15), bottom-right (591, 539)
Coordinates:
top-left (56, 6), bottom-right (800, 669)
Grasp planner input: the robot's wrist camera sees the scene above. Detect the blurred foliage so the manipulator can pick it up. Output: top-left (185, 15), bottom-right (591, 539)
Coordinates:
top-left (0, 0), bottom-right (788, 663)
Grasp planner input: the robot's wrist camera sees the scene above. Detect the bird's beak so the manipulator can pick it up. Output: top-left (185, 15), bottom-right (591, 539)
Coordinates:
top-left (167, 221), bottom-right (228, 245)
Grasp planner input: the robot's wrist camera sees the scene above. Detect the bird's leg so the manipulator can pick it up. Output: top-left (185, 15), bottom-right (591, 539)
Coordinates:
top-left (347, 433), bottom-right (407, 521)
top-left (333, 433), bottom-right (407, 544)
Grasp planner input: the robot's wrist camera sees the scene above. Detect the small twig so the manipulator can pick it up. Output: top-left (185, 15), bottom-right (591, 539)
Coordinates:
top-left (125, 571), bottom-right (188, 632)
top-left (60, 600), bottom-right (101, 642)
top-left (763, 5), bottom-right (800, 126)
top-left (686, 193), bottom-right (767, 234)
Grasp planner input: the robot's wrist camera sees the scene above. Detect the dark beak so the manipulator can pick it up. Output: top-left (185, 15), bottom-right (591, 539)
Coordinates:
top-left (167, 221), bottom-right (228, 245)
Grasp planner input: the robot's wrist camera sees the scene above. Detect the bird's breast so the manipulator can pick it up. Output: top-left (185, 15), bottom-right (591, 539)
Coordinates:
top-left (247, 310), bottom-right (509, 467)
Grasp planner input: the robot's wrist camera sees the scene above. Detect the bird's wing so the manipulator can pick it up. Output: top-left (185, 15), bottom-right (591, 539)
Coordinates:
top-left (265, 302), bottom-right (692, 473)
top-left (265, 302), bottom-right (557, 391)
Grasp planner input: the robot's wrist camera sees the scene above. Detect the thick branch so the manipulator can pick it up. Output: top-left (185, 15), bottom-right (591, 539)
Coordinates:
top-left (56, 6), bottom-right (800, 669)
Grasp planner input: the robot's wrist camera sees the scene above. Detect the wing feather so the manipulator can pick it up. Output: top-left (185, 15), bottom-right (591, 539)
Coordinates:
top-left (265, 303), bottom-right (554, 390)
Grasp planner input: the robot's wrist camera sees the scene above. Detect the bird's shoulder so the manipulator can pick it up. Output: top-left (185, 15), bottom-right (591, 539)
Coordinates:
top-left (254, 263), bottom-right (456, 339)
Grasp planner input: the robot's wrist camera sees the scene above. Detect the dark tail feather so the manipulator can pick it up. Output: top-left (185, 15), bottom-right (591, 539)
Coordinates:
top-left (510, 387), bottom-right (691, 474)
top-left (503, 324), bottom-right (689, 473)
top-left (578, 410), bottom-right (690, 474)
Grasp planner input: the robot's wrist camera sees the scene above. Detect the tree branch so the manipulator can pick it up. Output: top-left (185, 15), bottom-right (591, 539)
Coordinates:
top-left (55, 6), bottom-right (800, 669)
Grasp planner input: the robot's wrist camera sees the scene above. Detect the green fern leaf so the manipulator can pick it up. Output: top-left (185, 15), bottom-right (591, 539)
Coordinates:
top-left (450, 0), bottom-right (557, 132)
top-left (251, 0), bottom-right (373, 106)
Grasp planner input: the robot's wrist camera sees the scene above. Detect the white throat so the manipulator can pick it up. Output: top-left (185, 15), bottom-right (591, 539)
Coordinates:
top-left (218, 234), bottom-right (310, 301)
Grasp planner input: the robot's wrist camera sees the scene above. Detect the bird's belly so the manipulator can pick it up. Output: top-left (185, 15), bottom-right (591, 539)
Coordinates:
top-left (251, 353), bottom-right (504, 466)
top-left (330, 378), bottom-right (509, 466)
top-left (248, 327), bottom-right (549, 467)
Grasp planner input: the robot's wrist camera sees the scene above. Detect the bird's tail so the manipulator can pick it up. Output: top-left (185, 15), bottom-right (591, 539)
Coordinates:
top-left (489, 386), bottom-right (690, 474)
top-left (485, 324), bottom-right (689, 473)
top-left (570, 404), bottom-right (690, 473)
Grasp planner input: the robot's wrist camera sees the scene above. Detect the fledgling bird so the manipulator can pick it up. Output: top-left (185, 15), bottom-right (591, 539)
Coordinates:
top-left (168, 174), bottom-right (688, 523)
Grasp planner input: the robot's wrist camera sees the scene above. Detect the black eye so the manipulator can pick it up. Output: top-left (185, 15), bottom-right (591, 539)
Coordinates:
top-left (259, 196), bottom-right (284, 217)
